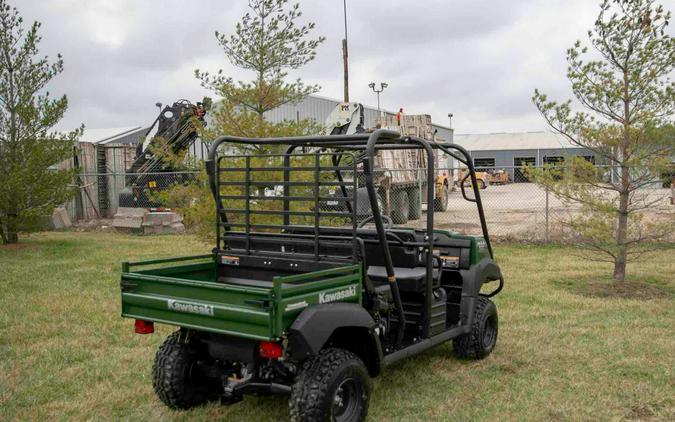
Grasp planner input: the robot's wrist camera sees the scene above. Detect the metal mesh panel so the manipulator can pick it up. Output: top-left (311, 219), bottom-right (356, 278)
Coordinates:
top-left (215, 152), bottom-right (360, 261)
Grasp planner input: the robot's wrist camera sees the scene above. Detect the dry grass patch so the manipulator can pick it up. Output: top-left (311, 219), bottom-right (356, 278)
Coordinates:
top-left (574, 280), bottom-right (672, 300)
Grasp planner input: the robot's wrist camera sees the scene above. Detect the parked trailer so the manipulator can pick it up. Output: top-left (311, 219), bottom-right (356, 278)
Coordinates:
top-left (323, 106), bottom-right (452, 224)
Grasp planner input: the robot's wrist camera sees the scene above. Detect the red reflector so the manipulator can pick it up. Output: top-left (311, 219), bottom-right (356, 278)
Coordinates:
top-left (259, 341), bottom-right (283, 359)
top-left (134, 319), bottom-right (154, 334)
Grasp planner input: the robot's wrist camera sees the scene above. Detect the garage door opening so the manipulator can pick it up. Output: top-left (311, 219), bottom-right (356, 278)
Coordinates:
top-left (514, 157), bottom-right (536, 182)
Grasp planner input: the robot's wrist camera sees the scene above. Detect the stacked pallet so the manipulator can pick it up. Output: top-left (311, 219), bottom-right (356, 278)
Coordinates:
top-left (374, 114), bottom-right (444, 182)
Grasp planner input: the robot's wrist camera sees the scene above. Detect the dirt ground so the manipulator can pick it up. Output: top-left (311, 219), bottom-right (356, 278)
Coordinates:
top-left (414, 183), bottom-right (674, 240)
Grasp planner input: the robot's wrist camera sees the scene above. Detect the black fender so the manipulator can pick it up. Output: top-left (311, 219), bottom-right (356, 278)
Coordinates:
top-left (458, 257), bottom-right (502, 326)
top-left (459, 257), bottom-right (501, 297)
top-left (287, 303), bottom-right (383, 376)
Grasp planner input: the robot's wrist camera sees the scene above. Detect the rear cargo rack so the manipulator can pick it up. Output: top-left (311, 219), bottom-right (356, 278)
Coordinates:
top-left (215, 152), bottom-right (360, 262)
top-left (206, 130), bottom-right (501, 345)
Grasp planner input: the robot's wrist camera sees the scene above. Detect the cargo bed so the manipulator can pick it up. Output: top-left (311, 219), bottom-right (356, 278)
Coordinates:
top-left (120, 254), bottom-right (362, 341)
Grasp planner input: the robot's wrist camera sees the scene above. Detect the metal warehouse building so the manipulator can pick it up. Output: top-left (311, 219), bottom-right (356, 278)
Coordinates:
top-left (263, 94), bottom-right (455, 144)
top-left (453, 132), bottom-right (595, 182)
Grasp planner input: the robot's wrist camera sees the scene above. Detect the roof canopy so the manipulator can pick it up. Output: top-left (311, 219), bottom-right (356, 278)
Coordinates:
top-left (454, 131), bottom-right (581, 152)
top-left (78, 126), bottom-right (145, 145)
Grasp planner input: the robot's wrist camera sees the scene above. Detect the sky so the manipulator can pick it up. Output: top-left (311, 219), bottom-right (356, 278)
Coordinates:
top-left (15, 0), bottom-right (675, 134)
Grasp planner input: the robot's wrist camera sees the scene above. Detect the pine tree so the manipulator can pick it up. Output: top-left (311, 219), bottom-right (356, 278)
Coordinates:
top-left (0, 0), bottom-right (81, 244)
top-left (196, 0), bottom-right (325, 152)
top-left (532, 0), bottom-right (675, 281)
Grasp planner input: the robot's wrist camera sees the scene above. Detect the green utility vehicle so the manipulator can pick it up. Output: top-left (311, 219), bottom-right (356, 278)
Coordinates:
top-left (120, 130), bottom-right (504, 421)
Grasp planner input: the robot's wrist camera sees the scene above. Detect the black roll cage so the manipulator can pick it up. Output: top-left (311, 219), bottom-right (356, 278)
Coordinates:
top-left (206, 130), bottom-right (496, 345)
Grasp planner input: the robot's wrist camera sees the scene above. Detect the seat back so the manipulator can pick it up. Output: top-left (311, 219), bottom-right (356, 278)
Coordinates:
top-left (278, 226), bottom-right (422, 268)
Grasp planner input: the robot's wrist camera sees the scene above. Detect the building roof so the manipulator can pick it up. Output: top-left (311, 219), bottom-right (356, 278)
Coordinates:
top-left (454, 131), bottom-right (582, 152)
top-left (78, 126), bottom-right (145, 145)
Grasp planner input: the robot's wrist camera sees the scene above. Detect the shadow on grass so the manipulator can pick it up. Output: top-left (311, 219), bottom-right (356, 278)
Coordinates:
top-left (554, 276), bottom-right (673, 300)
top-left (185, 342), bottom-right (481, 420)
top-left (0, 242), bottom-right (36, 251)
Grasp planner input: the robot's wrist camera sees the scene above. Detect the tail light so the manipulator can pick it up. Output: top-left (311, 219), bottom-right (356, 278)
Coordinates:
top-left (259, 341), bottom-right (283, 359)
top-left (134, 319), bottom-right (154, 334)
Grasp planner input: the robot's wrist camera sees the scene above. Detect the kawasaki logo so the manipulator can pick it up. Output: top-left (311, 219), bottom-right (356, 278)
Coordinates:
top-left (167, 299), bottom-right (214, 317)
top-left (319, 285), bottom-right (357, 304)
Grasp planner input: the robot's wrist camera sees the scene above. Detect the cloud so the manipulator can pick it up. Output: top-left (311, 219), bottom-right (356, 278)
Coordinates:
top-left (14, 0), bottom-right (609, 134)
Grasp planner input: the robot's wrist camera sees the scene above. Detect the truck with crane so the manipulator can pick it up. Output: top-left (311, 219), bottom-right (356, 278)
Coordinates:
top-left (111, 98), bottom-right (211, 233)
top-left (322, 103), bottom-right (453, 224)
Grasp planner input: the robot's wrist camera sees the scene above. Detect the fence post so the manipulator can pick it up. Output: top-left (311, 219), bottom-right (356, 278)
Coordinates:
top-left (72, 148), bottom-right (84, 221)
top-left (545, 185), bottom-right (550, 243)
top-left (418, 167), bottom-right (423, 208)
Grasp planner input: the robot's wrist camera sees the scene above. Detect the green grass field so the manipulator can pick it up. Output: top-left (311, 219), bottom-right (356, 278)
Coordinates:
top-left (1, 232), bottom-right (673, 421)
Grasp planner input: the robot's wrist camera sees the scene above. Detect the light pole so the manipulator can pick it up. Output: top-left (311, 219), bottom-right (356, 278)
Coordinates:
top-left (368, 82), bottom-right (388, 112)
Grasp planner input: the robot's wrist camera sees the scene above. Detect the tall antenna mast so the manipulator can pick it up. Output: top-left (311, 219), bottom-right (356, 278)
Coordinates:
top-left (342, 0), bottom-right (349, 102)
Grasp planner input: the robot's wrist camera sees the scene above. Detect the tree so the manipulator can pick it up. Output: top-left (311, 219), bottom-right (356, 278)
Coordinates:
top-left (195, 0), bottom-right (325, 152)
top-left (159, 0), bottom-right (323, 239)
top-left (532, 0), bottom-right (675, 282)
top-left (0, 0), bottom-right (81, 244)
top-left (200, 96), bottom-right (323, 153)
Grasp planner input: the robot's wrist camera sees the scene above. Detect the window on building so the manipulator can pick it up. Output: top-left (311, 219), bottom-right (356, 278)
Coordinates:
top-left (473, 158), bottom-right (495, 171)
top-left (543, 156), bottom-right (565, 165)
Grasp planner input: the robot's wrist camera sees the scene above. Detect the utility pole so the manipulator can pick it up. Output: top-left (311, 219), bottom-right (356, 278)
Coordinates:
top-left (342, 0), bottom-right (349, 102)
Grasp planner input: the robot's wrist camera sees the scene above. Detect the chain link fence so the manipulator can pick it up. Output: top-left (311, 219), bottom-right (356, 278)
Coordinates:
top-left (379, 165), bottom-right (673, 241)
top-left (66, 171), bottom-right (201, 221)
top-left (67, 165), bottom-right (674, 242)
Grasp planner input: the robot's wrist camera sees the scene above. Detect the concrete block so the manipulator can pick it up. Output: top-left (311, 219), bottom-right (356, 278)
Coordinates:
top-left (113, 217), bottom-right (144, 229)
top-left (169, 222), bottom-right (186, 233)
top-left (112, 207), bottom-right (146, 230)
top-left (143, 223), bottom-right (184, 235)
top-left (142, 211), bottom-right (178, 226)
top-left (114, 207), bottom-right (147, 218)
top-left (52, 207), bottom-right (72, 229)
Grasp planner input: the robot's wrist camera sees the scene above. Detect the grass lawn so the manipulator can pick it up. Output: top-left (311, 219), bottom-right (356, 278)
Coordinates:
top-left (1, 232), bottom-right (674, 421)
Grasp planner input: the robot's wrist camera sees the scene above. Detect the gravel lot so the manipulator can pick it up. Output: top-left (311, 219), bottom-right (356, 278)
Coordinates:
top-left (410, 183), bottom-right (674, 240)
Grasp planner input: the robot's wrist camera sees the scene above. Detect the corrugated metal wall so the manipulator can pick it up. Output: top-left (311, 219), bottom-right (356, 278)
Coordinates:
top-left (263, 95), bottom-right (340, 124)
top-left (263, 95), bottom-right (453, 141)
top-left (262, 94), bottom-right (454, 166)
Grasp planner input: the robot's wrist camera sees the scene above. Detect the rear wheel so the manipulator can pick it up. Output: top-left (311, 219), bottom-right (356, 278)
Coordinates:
top-left (433, 183), bottom-right (449, 212)
top-left (152, 331), bottom-right (218, 409)
top-left (391, 189), bottom-right (409, 224)
top-left (453, 297), bottom-right (498, 359)
top-left (290, 348), bottom-right (371, 422)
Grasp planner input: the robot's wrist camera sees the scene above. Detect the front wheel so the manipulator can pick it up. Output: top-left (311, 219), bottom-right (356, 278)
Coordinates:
top-left (290, 348), bottom-right (371, 422)
top-left (453, 297), bottom-right (498, 359)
